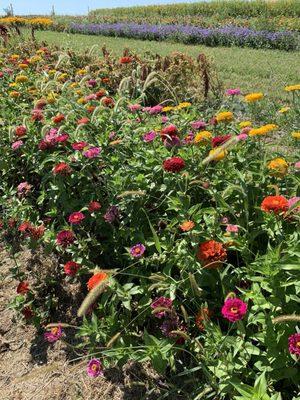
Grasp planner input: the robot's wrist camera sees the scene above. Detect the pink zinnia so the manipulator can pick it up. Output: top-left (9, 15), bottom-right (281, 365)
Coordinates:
top-left (288, 333), bottom-right (300, 356)
top-left (77, 117), bottom-right (90, 125)
top-left (151, 297), bottom-right (173, 318)
top-left (225, 88), bottom-right (241, 96)
top-left (68, 212), bottom-right (85, 225)
top-left (237, 133), bottom-right (248, 141)
top-left (130, 243), bottom-right (146, 258)
top-left (142, 131), bottom-right (156, 142)
top-left (191, 120), bottom-right (207, 130)
top-left (87, 358), bottom-right (104, 378)
top-left (295, 161), bottom-right (300, 169)
top-left (44, 325), bottom-right (63, 343)
top-left (12, 140), bottom-right (24, 150)
top-left (128, 104), bottom-right (141, 112)
top-left (288, 196), bottom-right (300, 212)
top-left (221, 298), bottom-right (247, 322)
top-left (83, 147), bottom-right (101, 158)
top-left (56, 230), bottom-right (75, 247)
top-left (17, 181), bottom-right (32, 195)
top-left (226, 224), bottom-right (239, 233)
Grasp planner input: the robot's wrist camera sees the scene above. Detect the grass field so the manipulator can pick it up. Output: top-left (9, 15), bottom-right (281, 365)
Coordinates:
top-left (36, 30), bottom-right (299, 101)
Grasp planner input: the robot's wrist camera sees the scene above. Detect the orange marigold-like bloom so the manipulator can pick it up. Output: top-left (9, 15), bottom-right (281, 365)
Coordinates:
top-left (87, 272), bottom-right (108, 291)
top-left (197, 240), bottom-right (227, 268)
top-left (179, 220), bottom-right (195, 232)
top-left (195, 307), bottom-right (212, 331)
top-left (261, 195), bottom-right (288, 214)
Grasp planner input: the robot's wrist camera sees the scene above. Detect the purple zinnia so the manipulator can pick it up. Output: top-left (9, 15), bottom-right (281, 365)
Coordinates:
top-left (104, 205), bottom-right (119, 223)
top-left (191, 120), bottom-right (207, 130)
top-left (151, 297), bottom-right (173, 318)
top-left (44, 325), bottom-right (62, 343)
top-left (225, 88), bottom-right (241, 96)
top-left (87, 358), bottom-right (104, 378)
top-left (288, 333), bottom-right (300, 356)
top-left (142, 131), bottom-right (156, 142)
top-left (130, 243), bottom-right (146, 258)
top-left (83, 146), bottom-right (101, 158)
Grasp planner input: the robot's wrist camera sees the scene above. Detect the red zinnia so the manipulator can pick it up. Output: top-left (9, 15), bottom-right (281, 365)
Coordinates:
top-left (22, 306), bottom-right (34, 319)
top-left (87, 272), bottom-right (108, 291)
top-left (102, 97), bottom-right (114, 107)
top-left (68, 211), bottom-right (85, 225)
top-left (163, 157), bottom-right (185, 173)
top-left (72, 141), bottom-right (88, 151)
top-left (64, 261), bottom-right (80, 276)
top-left (15, 125), bottom-right (27, 137)
top-left (17, 281), bottom-right (29, 294)
top-left (261, 195), bottom-right (288, 214)
top-left (161, 124), bottom-right (178, 141)
top-left (197, 240), bottom-right (227, 268)
top-left (120, 56), bottom-right (132, 64)
top-left (212, 135), bottom-right (231, 148)
top-left (53, 162), bottom-right (72, 176)
top-left (56, 230), bottom-right (75, 247)
top-left (88, 201), bottom-right (102, 212)
top-left (95, 89), bottom-right (106, 99)
top-left (52, 114), bottom-right (65, 124)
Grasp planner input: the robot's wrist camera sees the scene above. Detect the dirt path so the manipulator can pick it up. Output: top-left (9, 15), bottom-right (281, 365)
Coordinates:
top-left (0, 246), bottom-right (169, 400)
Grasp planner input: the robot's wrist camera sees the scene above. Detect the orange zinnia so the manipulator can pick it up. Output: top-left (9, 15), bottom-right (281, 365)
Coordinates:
top-left (179, 220), bottom-right (195, 232)
top-left (197, 240), bottom-right (227, 268)
top-left (261, 195), bottom-right (288, 214)
top-left (87, 272), bottom-right (108, 291)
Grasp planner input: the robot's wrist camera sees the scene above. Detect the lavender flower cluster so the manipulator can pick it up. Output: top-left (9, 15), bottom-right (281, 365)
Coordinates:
top-left (69, 22), bottom-right (299, 51)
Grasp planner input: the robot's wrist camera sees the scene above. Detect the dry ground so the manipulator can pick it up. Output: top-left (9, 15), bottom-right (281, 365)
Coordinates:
top-left (0, 246), bottom-right (180, 400)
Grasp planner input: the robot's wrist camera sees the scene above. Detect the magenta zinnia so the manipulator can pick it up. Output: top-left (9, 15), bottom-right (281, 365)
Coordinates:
top-left (87, 358), bottom-right (104, 378)
top-left (221, 297), bottom-right (247, 322)
top-left (288, 333), bottom-right (300, 356)
top-left (130, 243), bottom-right (146, 258)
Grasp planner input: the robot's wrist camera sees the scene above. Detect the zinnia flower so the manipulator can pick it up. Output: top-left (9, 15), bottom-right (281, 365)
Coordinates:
top-left (142, 131), bottom-right (156, 142)
top-left (267, 158), bottom-right (288, 177)
top-left (225, 88), bottom-right (241, 96)
top-left (68, 212), bottom-right (85, 225)
top-left (56, 230), bottom-right (75, 247)
top-left (194, 131), bottom-right (212, 144)
top-left (77, 117), bottom-right (90, 125)
top-left (53, 162), bottom-right (72, 176)
top-left (104, 205), bottom-right (119, 223)
top-left (83, 147), bottom-right (101, 158)
top-left (197, 240), bottom-right (227, 268)
top-left (244, 92), bottom-right (264, 102)
top-left (285, 84), bottom-right (300, 92)
top-left (87, 272), bottom-right (108, 291)
top-left (17, 281), bottom-right (29, 294)
top-left (215, 111), bottom-right (233, 123)
top-left (72, 141), bottom-right (89, 151)
top-left (179, 220), bottom-right (195, 232)
top-left (88, 201), bottom-right (102, 212)
top-left (291, 131), bottom-right (300, 140)
top-left (151, 297), bottom-right (173, 318)
top-left (64, 261), bottom-right (80, 276)
top-left (261, 195), bottom-right (288, 214)
top-left (288, 333), bottom-right (300, 356)
top-left (212, 135), bottom-right (231, 148)
top-left (44, 325), bottom-right (63, 343)
top-left (208, 147), bottom-right (227, 161)
top-left (226, 224), bottom-right (239, 233)
top-left (87, 358), bottom-right (104, 378)
top-left (52, 114), bottom-right (65, 124)
top-left (15, 125), bottom-right (27, 137)
top-left (12, 140), bottom-right (24, 150)
top-left (221, 297), bottom-right (247, 322)
top-left (163, 157), bottom-right (185, 173)
top-left (130, 243), bottom-right (146, 258)
top-left (288, 197), bottom-right (300, 212)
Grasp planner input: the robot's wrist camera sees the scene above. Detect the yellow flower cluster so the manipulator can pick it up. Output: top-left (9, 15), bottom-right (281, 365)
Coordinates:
top-left (291, 132), bottom-right (300, 139)
top-left (0, 17), bottom-right (26, 25)
top-left (267, 158), bottom-right (288, 177)
top-left (248, 124), bottom-right (277, 136)
top-left (209, 147), bottom-right (227, 161)
top-left (244, 92), bottom-right (264, 102)
top-left (194, 130), bottom-right (212, 144)
top-left (27, 18), bottom-right (53, 26)
top-left (162, 102), bottom-right (191, 112)
top-left (239, 121), bottom-right (252, 128)
top-left (0, 17), bottom-right (52, 26)
top-left (216, 111), bottom-right (233, 123)
top-left (284, 84), bottom-right (300, 92)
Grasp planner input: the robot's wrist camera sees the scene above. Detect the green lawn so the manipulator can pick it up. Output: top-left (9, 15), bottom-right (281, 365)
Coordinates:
top-left (36, 30), bottom-right (299, 102)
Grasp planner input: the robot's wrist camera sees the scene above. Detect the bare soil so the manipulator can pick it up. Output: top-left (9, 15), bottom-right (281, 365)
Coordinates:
top-left (0, 246), bottom-right (179, 400)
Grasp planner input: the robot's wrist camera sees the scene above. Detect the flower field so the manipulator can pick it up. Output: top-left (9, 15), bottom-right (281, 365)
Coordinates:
top-left (0, 39), bottom-right (300, 399)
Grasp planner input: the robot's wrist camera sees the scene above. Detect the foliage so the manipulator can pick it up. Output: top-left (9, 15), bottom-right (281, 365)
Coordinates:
top-left (0, 40), bottom-right (299, 399)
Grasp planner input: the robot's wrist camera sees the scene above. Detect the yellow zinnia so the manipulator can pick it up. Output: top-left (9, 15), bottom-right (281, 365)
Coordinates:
top-left (15, 75), bottom-right (29, 83)
top-left (208, 147), bottom-right (227, 161)
top-left (194, 130), bottom-right (212, 144)
top-left (285, 84), bottom-right (300, 92)
top-left (249, 124), bottom-right (277, 136)
top-left (267, 158), bottom-right (288, 177)
top-left (216, 111), bottom-right (233, 123)
top-left (239, 121), bottom-right (252, 128)
top-left (244, 92), bottom-right (264, 102)
top-left (162, 106), bottom-right (174, 112)
top-left (291, 131), bottom-right (300, 140)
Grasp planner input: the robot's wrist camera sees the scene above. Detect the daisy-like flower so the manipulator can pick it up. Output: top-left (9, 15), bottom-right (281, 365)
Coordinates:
top-left (197, 240), bottom-right (227, 268)
top-left (221, 298), bottom-right (247, 322)
top-left (163, 157), bottom-right (185, 173)
top-left (44, 325), bottom-right (63, 343)
top-left (288, 333), bottom-right (300, 356)
top-left (83, 147), bottom-right (101, 158)
top-left (130, 243), bottom-right (146, 258)
top-left (261, 195), bottom-right (288, 214)
top-left (179, 220), bottom-right (195, 232)
top-left (88, 201), bottom-right (102, 212)
top-left (64, 261), bottom-right (80, 276)
top-left (56, 230), bottom-right (75, 247)
top-left (87, 358), bottom-right (104, 378)
top-left (68, 212), bottom-right (85, 225)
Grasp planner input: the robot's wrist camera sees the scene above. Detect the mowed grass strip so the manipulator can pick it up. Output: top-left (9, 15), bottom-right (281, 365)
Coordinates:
top-left (36, 30), bottom-right (300, 101)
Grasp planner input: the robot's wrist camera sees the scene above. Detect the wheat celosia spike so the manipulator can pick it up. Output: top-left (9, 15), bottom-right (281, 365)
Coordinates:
top-left (272, 315), bottom-right (300, 324)
top-left (77, 281), bottom-right (108, 317)
top-left (106, 332), bottom-right (121, 348)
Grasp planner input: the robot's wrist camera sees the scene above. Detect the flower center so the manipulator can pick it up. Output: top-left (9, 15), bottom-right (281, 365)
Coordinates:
top-left (230, 307), bottom-right (238, 314)
top-left (92, 364), bottom-right (98, 371)
top-left (296, 341), bottom-right (300, 348)
top-left (51, 327), bottom-right (58, 335)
